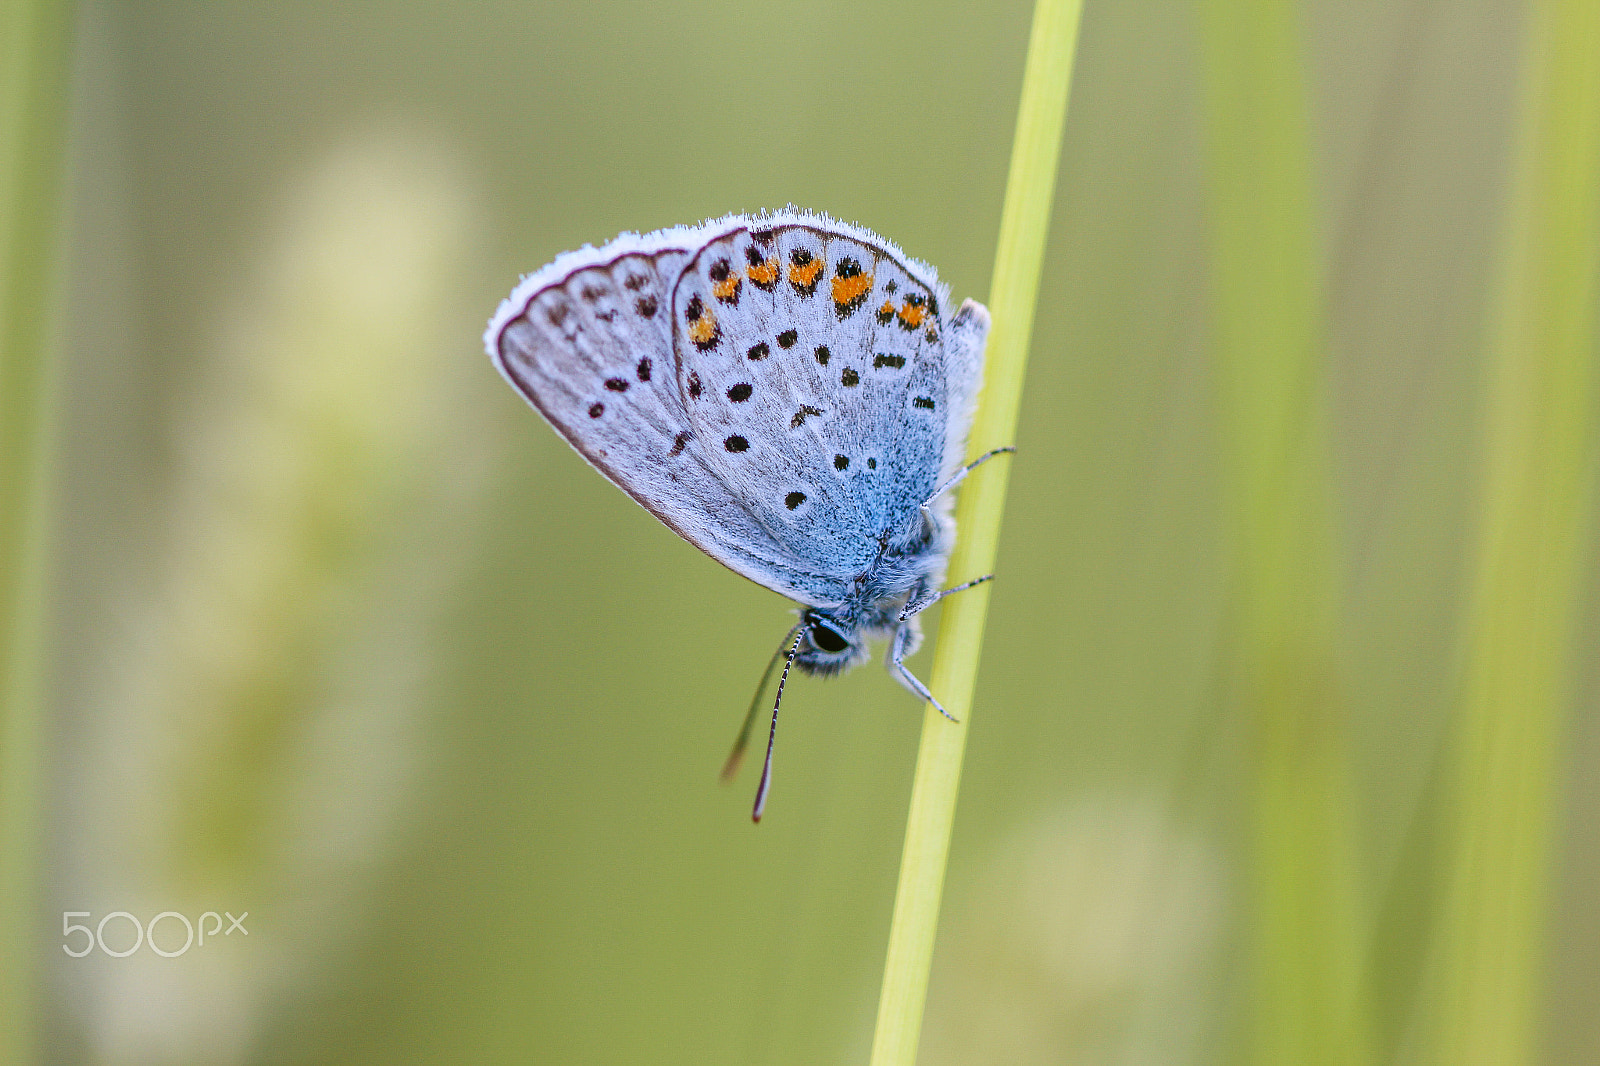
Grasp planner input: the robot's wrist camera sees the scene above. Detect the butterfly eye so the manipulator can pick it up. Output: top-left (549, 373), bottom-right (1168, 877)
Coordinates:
top-left (810, 621), bottom-right (849, 654)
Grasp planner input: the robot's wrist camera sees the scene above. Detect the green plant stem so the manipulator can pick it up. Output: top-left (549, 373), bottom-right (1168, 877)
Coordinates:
top-left (866, 1), bottom-right (1082, 1063)
top-left (1423, 2), bottom-right (1600, 1062)
top-left (1, 1), bottom-right (75, 1060)
top-left (1197, 2), bottom-right (1370, 1064)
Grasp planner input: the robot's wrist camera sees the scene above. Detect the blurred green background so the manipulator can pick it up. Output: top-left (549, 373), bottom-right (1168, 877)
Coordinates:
top-left (3, 0), bottom-right (1596, 1063)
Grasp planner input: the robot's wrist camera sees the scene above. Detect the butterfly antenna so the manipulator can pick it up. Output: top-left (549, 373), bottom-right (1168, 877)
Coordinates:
top-left (751, 628), bottom-right (806, 823)
top-left (721, 624), bottom-right (802, 783)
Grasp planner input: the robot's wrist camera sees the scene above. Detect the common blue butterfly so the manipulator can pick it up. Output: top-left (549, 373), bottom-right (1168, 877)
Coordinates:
top-left (485, 210), bottom-right (1006, 819)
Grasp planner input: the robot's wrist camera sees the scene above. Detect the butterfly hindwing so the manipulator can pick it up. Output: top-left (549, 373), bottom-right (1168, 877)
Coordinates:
top-left (669, 222), bottom-right (956, 582)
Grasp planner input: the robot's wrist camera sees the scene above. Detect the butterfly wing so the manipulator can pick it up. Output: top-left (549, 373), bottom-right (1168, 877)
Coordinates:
top-left (667, 217), bottom-right (988, 587)
top-left (486, 226), bottom-right (860, 605)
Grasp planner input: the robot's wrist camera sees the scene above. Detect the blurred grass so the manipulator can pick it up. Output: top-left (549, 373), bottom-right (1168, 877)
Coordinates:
top-left (1422, 1), bottom-right (1600, 1062)
top-left (921, 793), bottom-right (1227, 1063)
top-left (1, 1), bottom-right (74, 1062)
top-left (52, 130), bottom-right (482, 1063)
top-left (1198, 1), bottom-right (1370, 1064)
top-left (868, 1), bottom-right (1083, 1063)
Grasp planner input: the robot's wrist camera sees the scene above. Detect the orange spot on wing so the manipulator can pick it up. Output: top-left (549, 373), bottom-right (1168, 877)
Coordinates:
top-left (747, 258), bottom-right (779, 286)
top-left (832, 272), bottom-right (873, 306)
top-left (712, 275), bottom-right (741, 301)
top-left (897, 301), bottom-right (927, 328)
top-left (688, 307), bottom-right (718, 346)
top-left (789, 258), bottom-right (824, 287)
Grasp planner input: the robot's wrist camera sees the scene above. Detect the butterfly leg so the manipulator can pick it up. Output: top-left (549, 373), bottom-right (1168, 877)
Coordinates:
top-left (898, 573), bottom-right (994, 621)
top-left (889, 622), bottom-right (960, 723)
top-left (920, 446), bottom-right (1016, 516)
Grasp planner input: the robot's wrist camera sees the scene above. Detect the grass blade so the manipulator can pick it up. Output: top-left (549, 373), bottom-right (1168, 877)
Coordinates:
top-left (867, 1), bottom-right (1084, 1063)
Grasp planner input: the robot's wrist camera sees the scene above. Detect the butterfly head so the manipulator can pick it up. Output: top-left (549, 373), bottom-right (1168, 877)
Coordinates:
top-left (794, 610), bottom-right (867, 676)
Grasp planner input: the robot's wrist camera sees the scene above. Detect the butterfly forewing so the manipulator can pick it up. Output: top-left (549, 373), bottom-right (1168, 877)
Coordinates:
top-left (495, 248), bottom-right (694, 480)
top-left (491, 241), bottom-right (856, 605)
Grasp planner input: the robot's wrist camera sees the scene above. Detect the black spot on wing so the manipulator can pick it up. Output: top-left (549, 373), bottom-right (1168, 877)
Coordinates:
top-left (790, 405), bottom-right (822, 428)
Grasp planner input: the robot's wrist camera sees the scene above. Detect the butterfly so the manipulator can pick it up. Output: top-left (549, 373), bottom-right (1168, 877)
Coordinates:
top-left (484, 209), bottom-right (1008, 820)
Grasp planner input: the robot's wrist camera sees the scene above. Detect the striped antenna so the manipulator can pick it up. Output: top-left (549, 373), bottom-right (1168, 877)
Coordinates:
top-left (751, 627), bottom-right (807, 823)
